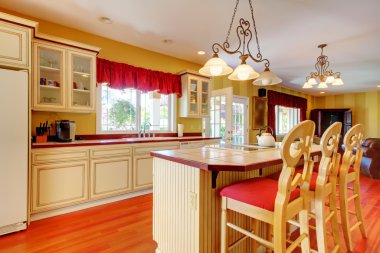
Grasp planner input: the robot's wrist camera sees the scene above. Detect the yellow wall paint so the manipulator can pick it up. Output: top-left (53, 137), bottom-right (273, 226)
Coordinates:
top-left (314, 91), bottom-right (380, 137)
top-left (2, 9), bottom-right (204, 135)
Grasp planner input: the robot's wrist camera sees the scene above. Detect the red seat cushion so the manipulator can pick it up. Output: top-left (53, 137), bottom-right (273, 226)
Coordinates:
top-left (295, 169), bottom-right (318, 191)
top-left (219, 177), bottom-right (300, 211)
top-left (338, 164), bottom-right (355, 176)
top-left (267, 163), bottom-right (320, 181)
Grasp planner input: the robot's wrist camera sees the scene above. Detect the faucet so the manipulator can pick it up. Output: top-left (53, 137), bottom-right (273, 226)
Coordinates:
top-left (143, 122), bottom-right (152, 138)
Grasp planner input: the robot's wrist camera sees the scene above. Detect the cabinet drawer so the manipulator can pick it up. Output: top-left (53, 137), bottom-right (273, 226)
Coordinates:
top-left (0, 20), bottom-right (31, 68)
top-left (90, 145), bottom-right (131, 159)
top-left (32, 148), bottom-right (89, 164)
top-left (31, 160), bottom-right (89, 213)
top-left (133, 143), bottom-right (179, 155)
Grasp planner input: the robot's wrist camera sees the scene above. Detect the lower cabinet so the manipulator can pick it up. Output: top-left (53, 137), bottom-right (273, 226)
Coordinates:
top-left (32, 160), bottom-right (89, 213)
top-left (90, 156), bottom-right (132, 199)
top-left (133, 155), bottom-right (154, 191)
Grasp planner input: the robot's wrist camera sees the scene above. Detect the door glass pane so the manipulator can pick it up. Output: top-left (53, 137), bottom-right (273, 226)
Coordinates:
top-left (209, 95), bottom-right (227, 139)
top-left (38, 47), bottom-right (63, 106)
top-left (201, 81), bottom-right (209, 115)
top-left (71, 54), bottom-right (92, 107)
top-left (232, 102), bottom-right (245, 144)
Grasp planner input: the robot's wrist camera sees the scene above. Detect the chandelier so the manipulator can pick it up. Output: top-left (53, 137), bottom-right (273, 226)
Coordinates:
top-left (199, 0), bottom-right (281, 85)
top-left (303, 44), bottom-right (344, 89)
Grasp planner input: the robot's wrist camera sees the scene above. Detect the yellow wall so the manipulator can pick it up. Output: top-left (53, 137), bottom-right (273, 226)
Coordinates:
top-left (1, 9), bottom-right (204, 135)
top-left (314, 91), bottom-right (380, 137)
top-left (0, 9), bottom-right (319, 138)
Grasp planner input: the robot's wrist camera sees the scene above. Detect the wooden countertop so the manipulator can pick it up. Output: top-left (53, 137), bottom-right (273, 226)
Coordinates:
top-left (151, 144), bottom-right (321, 172)
top-left (32, 137), bottom-right (220, 149)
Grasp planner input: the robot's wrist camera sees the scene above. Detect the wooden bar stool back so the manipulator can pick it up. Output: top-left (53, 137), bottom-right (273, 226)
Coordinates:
top-left (338, 124), bottom-right (366, 252)
top-left (306, 122), bottom-right (342, 253)
top-left (220, 120), bottom-right (315, 253)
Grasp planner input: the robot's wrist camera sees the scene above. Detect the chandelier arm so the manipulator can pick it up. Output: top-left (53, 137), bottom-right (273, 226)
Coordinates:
top-left (225, 0), bottom-right (240, 43)
top-left (212, 42), bottom-right (242, 57)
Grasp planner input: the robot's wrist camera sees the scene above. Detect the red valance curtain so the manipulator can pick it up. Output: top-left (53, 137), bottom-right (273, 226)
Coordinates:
top-left (96, 58), bottom-right (182, 97)
top-left (267, 90), bottom-right (307, 137)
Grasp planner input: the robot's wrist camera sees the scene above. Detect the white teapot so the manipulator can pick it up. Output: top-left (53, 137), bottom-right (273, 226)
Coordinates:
top-left (256, 126), bottom-right (276, 147)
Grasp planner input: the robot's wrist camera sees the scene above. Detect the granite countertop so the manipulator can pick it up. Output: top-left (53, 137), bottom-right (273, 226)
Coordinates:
top-left (32, 136), bottom-right (220, 149)
top-left (151, 144), bottom-right (321, 172)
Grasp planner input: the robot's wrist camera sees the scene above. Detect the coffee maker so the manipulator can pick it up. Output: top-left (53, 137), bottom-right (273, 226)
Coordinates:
top-left (56, 120), bottom-right (76, 142)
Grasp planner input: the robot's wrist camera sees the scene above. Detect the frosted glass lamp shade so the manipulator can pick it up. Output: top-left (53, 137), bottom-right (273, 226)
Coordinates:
top-left (228, 64), bottom-right (259, 81)
top-left (253, 68), bottom-right (282, 86)
top-left (308, 77), bottom-right (318, 85)
top-left (302, 82), bottom-right (312, 89)
top-left (199, 56), bottom-right (233, 76)
top-left (325, 75), bottom-right (335, 84)
top-left (317, 82), bottom-right (328, 89)
top-left (332, 77), bottom-right (344, 86)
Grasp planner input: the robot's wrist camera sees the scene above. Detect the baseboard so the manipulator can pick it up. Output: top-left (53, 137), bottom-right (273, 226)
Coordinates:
top-left (31, 189), bottom-right (152, 221)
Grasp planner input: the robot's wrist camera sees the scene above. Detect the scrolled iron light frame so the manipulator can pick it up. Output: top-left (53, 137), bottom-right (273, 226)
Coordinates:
top-left (211, 0), bottom-right (270, 68)
top-left (304, 44), bottom-right (343, 88)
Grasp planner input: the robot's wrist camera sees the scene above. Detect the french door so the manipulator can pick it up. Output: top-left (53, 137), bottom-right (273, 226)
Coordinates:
top-left (232, 96), bottom-right (249, 144)
top-left (208, 87), bottom-right (249, 144)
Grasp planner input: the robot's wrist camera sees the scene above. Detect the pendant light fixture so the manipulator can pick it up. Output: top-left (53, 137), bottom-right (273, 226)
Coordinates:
top-left (302, 44), bottom-right (344, 89)
top-left (199, 0), bottom-right (281, 85)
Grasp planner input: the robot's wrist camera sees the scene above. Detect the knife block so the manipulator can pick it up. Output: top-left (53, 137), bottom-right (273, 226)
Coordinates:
top-left (36, 134), bottom-right (47, 143)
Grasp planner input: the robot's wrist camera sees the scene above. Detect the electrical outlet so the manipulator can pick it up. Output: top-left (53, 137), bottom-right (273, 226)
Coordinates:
top-left (189, 192), bottom-right (197, 210)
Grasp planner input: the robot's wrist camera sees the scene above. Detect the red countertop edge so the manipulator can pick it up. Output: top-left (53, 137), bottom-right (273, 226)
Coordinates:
top-left (150, 150), bottom-right (322, 172)
top-left (32, 137), bottom-right (221, 149)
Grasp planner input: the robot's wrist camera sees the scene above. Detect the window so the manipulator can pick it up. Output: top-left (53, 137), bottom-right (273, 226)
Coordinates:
top-left (209, 95), bottom-right (227, 138)
top-left (275, 105), bottom-right (300, 136)
top-left (97, 84), bottom-right (175, 133)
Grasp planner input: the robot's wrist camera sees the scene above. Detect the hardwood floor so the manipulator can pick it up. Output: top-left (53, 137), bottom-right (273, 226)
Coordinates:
top-left (0, 176), bottom-right (379, 253)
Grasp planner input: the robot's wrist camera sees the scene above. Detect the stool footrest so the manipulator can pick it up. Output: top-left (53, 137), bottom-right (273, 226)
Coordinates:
top-left (227, 222), bottom-right (274, 250)
top-left (347, 194), bottom-right (358, 202)
top-left (350, 221), bottom-right (362, 232)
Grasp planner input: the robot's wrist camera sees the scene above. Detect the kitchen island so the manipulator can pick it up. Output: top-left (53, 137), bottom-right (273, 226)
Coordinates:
top-left (151, 144), bottom-right (321, 253)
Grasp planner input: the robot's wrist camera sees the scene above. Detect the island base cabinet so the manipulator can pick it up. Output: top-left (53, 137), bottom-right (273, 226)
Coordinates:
top-left (153, 158), bottom-right (277, 253)
top-left (133, 155), bottom-right (154, 190)
top-left (32, 161), bottom-right (89, 213)
top-left (90, 157), bottom-right (132, 200)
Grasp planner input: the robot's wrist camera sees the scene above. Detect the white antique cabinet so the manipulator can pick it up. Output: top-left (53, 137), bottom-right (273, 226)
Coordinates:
top-left (32, 39), bottom-right (97, 113)
top-left (179, 72), bottom-right (210, 118)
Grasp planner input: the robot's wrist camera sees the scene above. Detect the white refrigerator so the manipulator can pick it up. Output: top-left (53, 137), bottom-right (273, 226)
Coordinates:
top-left (0, 68), bottom-right (28, 235)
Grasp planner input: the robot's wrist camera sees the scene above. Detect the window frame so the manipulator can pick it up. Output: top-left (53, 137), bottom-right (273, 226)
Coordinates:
top-left (275, 105), bottom-right (300, 137)
top-left (96, 84), bottom-right (176, 134)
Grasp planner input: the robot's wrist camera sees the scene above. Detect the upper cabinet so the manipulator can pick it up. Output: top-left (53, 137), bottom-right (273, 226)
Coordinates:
top-left (33, 39), bottom-right (98, 113)
top-left (179, 72), bottom-right (210, 118)
top-left (0, 16), bottom-right (36, 69)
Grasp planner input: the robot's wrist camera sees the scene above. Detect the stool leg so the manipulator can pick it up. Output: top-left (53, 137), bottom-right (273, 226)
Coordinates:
top-left (273, 216), bottom-right (287, 252)
top-left (353, 176), bottom-right (367, 238)
top-left (266, 224), bottom-right (273, 253)
top-left (251, 219), bottom-right (258, 253)
top-left (339, 177), bottom-right (353, 252)
top-left (299, 208), bottom-right (311, 253)
top-left (329, 179), bottom-right (342, 251)
top-left (315, 195), bottom-right (328, 252)
top-left (221, 197), bottom-right (228, 253)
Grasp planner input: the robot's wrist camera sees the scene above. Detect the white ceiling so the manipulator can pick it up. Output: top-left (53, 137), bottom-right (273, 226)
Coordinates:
top-left (2, 0), bottom-right (380, 96)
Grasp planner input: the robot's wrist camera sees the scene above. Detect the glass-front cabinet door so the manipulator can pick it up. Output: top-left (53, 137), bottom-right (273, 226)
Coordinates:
top-left (188, 77), bottom-right (199, 116)
top-left (68, 51), bottom-right (96, 111)
top-left (34, 43), bottom-right (65, 109)
top-left (200, 79), bottom-right (209, 117)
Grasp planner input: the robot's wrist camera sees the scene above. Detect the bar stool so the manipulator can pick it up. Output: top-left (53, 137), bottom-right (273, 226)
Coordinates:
top-left (337, 124), bottom-right (366, 252)
top-left (220, 120), bottom-right (315, 252)
top-left (267, 122), bottom-right (342, 252)
top-left (303, 122), bottom-right (342, 252)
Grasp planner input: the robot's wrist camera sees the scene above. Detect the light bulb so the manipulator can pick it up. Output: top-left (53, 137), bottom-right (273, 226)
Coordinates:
top-left (318, 82), bottom-right (328, 89)
top-left (210, 65), bottom-right (223, 76)
top-left (325, 75), bottom-right (335, 84)
top-left (237, 70), bottom-right (250, 80)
